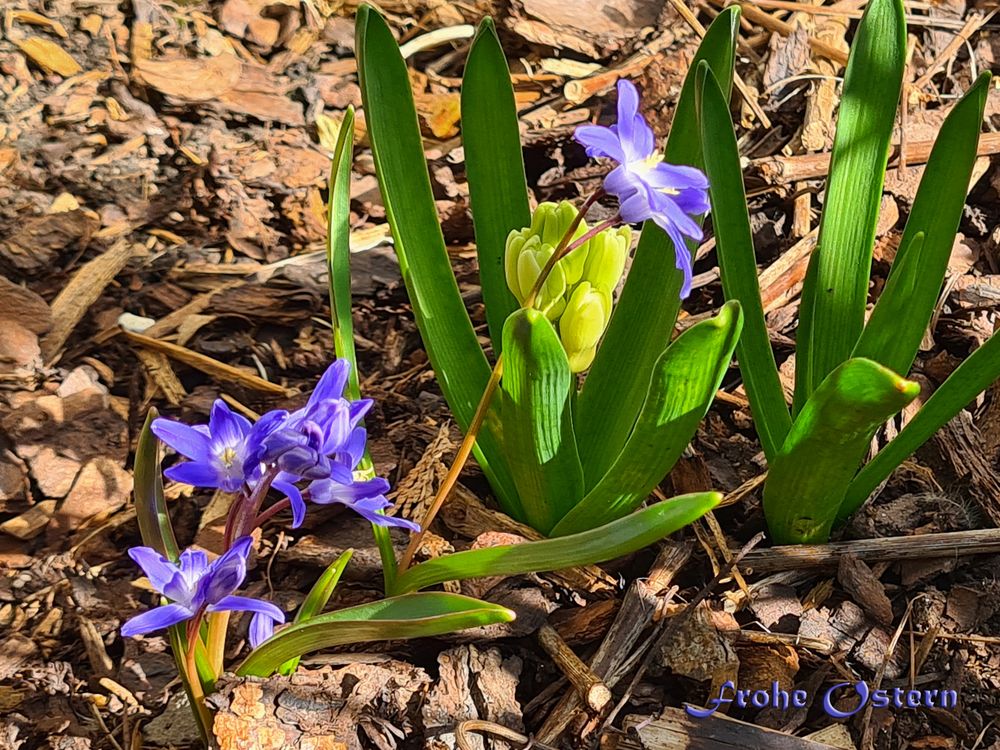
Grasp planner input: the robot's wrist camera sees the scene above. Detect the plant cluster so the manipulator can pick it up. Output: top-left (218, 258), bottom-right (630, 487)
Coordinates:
top-left (120, 1), bottom-right (1000, 740)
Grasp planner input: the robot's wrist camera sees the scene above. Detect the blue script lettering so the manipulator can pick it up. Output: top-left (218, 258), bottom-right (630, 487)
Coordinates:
top-left (685, 680), bottom-right (735, 718)
top-left (823, 681), bottom-right (869, 718)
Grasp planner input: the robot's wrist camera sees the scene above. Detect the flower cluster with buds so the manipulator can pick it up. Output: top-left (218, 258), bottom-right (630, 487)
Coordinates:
top-left (121, 359), bottom-right (416, 645)
top-left (505, 201), bottom-right (631, 371)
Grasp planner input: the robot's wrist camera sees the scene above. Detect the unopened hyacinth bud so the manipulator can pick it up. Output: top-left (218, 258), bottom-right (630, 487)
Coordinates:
top-left (505, 202), bottom-right (632, 373)
top-left (559, 282), bottom-right (611, 372)
top-left (505, 201), bottom-right (591, 315)
top-left (506, 233), bottom-right (567, 320)
top-left (582, 226), bottom-right (631, 294)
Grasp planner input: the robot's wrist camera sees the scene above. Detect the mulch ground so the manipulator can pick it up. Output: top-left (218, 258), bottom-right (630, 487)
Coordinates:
top-left (2, 1), bottom-right (1000, 748)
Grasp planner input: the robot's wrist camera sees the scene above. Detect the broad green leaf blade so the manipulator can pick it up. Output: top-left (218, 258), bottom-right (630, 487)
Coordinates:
top-left (356, 5), bottom-right (522, 519)
top-left (765, 358), bottom-right (919, 544)
top-left (463, 18), bottom-right (531, 353)
top-left (696, 66), bottom-right (791, 461)
top-left (853, 72), bottom-right (990, 375)
top-left (575, 6), bottom-right (740, 487)
top-left (323, 107), bottom-right (397, 589)
top-left (393, 492), bottom-right (721, 593)
top-left (842, 331), bottom-right (1000, 519)
top-left (794, 0), bottom-right (906, 412)
top-left (134, 409), bottom-right (180, 560)
top-left (500, 309), bottom-right (584, 533)
top-left (551, 302), bottom-right (742, 536)
top-left (279, 549), bottom-right (354, 676)
top-left (237, 593), bottom-right (514, 676)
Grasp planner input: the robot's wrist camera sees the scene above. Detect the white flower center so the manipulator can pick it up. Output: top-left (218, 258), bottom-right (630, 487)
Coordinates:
top-left (628, 154), bottom-right (680, 196)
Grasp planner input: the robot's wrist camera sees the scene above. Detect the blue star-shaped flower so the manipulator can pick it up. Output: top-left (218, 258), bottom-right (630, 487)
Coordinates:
top-left (575, 79), bottom-right (710, 298)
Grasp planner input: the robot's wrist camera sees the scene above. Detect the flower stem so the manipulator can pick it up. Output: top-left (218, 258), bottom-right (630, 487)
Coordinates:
top-left (523, 189), bottom-right (605, 309)
top-left (397, 188), bottom-right (607, 575)
top-left (205, 611), bottom-right (230, 678)
top-left (398, 359), bottom-right (504, 572)
top-left (183, 613), bottom-right (214, 737)
top-left (225, 467), bottom-right (281, 547)
top-left (253, 498), bottom-right (291, 529)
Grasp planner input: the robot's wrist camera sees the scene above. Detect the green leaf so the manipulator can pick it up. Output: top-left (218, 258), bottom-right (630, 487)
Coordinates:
top-left (575, 6), bottom-right (740, 487)
top-left (326, 107), bottom-right (363, 401)
top-left (392, 492), bottom-right (721, 594)
top-left (134, 408), bottom-right (179, 560)
top-left (356, 5), bottom-right (522, 520)
top-left (134, 412), bottom-right (211, 738)
top-left (853, 72), bottom-right (990, 375)
top-left (167, 628), bottom-right (212, 745)
top-left (696, 66), bottom-right (791, 461)
top-left (794, 0), bottom-right (906, 412)
top-left (237, 593), bottom-right (514, 676)
top-left (278, 549), bottom-right (353, 676)
top-left (323, 107), bottom-right (397, 589)
top-left (765, 358), bottom-right (919, 544)
top-left (499, 309), bottom-right (584, 533)
top-left (551, 302), bottom-right (742, 536)
top-left (462, 18), bottom-right (531, 353)
top-left (842, 331), bottom-right (1000, 519)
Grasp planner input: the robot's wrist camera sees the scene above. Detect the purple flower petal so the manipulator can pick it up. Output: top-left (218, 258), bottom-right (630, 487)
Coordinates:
top-left (343, 428), bottom-right (367, 468)
top-left (164, 461), bottom-right (226, 490)
top-left (248, 612), bottom-right (277, 649)
top-left (151, 419), bottom-right (211, 461)
top-left (211, 595), bottom-right (284, 648)
top-left (272, 479), bottom-right (306, 528)
top-left (309, 476), bottom-right (390, 506)
top-left (670, 186), bottom-right (711, 217)
top-left (573, 124), bottom-right (625, 162)
top-left (127, 547), bottom-right (180, 594)
top-left (654, 192), bottom-right (704, 243)
top-left (121, 602), bottom-right (193, 637)
top-left (347, 399), bottom-right (372, 429)
top-left (177, 548), bottom-right (209, 584)
top-left (208, 400), bottom-right (252, 448)
top-left (197, 537), bottom-right (251, 605)
top-left (351, 496), bottom-right (421, 531)
top-left (656, 219), bottom-right (694, 299)
top-left (614, 80), bottom-right (654, 162)
top-left (211, 595), bottom-right (284, 623)
top-left (603, 165), bottom-right (642, 204)
top-left (646, 162), bottom-right (710, 191)
top-left (618, 190), bottom-right (653, 225)
top-left (309, 359), bottom-right (351, 407)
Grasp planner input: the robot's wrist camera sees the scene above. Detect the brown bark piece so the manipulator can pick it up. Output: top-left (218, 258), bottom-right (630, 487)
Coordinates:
top-left (0, 210), bottom-right (99, 276)
top-left (749, 583), bottom-right (804, 633)
top-left (737, 644), bottom-right (799, 693)
top-left (509, 0), bottom-right (666, 58)
top-left (837, 553), bottom-right (894, 628)
top-left (798, 601), bottom-right (867, 654)
top-left (211, 663), bottom-right (430, 750)
top-left (657, 602), bottom-right (739, 689)
top-left (614, 709), bottom-right (840, 749)
top-left (422, 645), bottom-right (522, 750)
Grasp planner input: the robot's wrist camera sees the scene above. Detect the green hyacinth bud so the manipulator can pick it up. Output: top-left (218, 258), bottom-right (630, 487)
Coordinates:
top-left (559, 282), bottom-right (611, 373)
top-left (505, 201), bottom-right (628, 371)
top-left (582, 226), bottom-right (631, 294)
top-left (523, 201), bottom-right (591, 285)
top-left (504, 234), bottom-right (567, 319)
